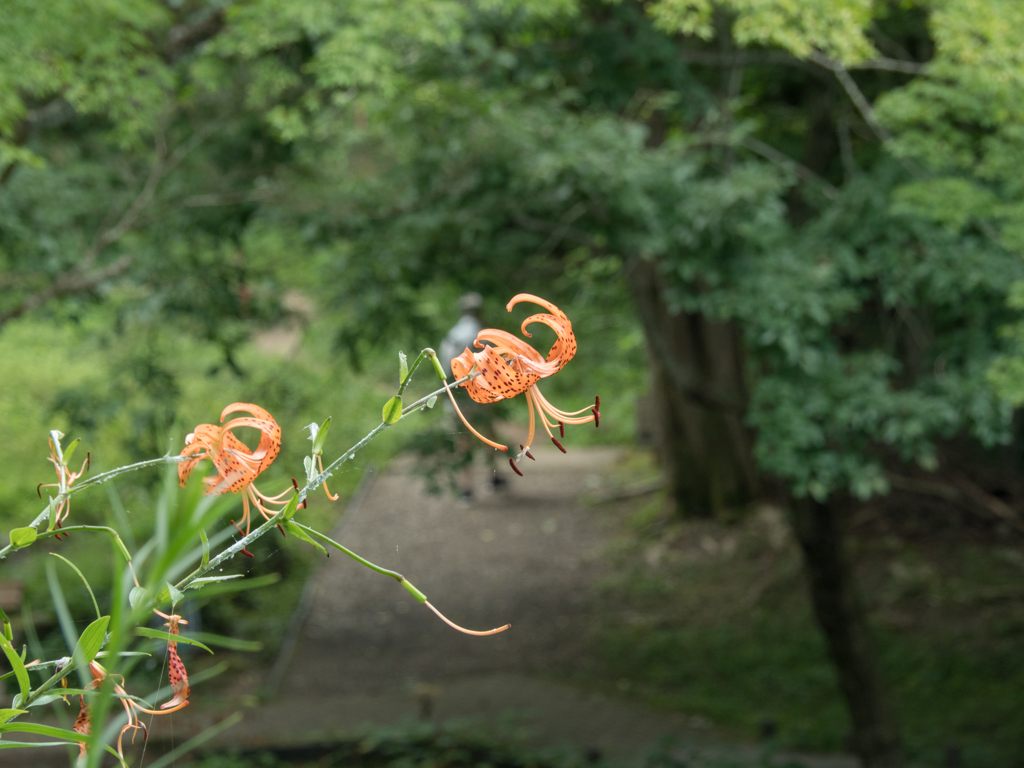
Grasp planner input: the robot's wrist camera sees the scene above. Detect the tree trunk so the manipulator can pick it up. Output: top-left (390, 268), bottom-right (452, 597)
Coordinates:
top-left (626, 257), bottom-right (759, 517)
top-left (791, 495), bottom-right (903, 768)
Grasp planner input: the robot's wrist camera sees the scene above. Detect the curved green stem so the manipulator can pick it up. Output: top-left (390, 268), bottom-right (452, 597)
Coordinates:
top-left (0, 525), bottom-right (132, 561)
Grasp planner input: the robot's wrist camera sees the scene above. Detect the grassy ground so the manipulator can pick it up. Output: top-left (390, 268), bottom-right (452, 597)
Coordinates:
top-left (575, 457), bottom-right (1024, 768)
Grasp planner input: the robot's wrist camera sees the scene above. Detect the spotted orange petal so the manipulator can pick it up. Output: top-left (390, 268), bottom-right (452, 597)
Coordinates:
top-left (507, 294), bottom-right (577, 371)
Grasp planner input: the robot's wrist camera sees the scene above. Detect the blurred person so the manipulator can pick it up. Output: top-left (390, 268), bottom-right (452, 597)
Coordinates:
top-left (439, 293), bottom-right (505, 499)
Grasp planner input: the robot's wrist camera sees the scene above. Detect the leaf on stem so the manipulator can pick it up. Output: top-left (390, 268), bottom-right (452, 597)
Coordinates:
top-left (0, 628), bottom-right (31, 704)
top-left (283, 521), bottom-right (327, 555)
top-left (281, 493), bottom-right (300, 522)
top-left (382, 396), bottom-right (403, 425)
top-left (134, 627), bottom-right (213, 654)
top-left (62, 438), bottom-right (81, 466)
top-left (186, 632), bottom-right (262, 652)
top-left (129, 586), bottom-right (150, 610)
top-left (399, 350), bottom-right (409, 384)
top-left (8, 527), bottom-right (36, 550)
top-left (167, 581), bottom-right (185, 609)
top-left (0, 709), bottom-right (27, 725)
top-left (71, 616), bottom-right (109, 671)
top-left (186, 573), bottom-right (280, 598)
top-left (312, 416), bottom-right (331, 456)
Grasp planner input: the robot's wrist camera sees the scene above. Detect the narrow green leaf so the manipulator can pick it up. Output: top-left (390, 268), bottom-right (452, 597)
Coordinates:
top-left (382, 396), bottom-right (403, 425)
top-left (399, 350), bottom-right (409, 383)
top-left (0, 741), bottom-right (78, 749)
top-left (0, 722), bottom-right (127, 763)
top-left (49, 553), bottom-right (100, 620)
top-left (129, 586), bottom-right (150, 610)
top-left (311, 416), bottom-right (331, 455)
top-left (188, 632), bottom-right (263, 652)
top-left (303, 455), bottom-right (313, 480)
top-left (187, 575), bottom-right (243, 587)
top-left (167, 581), bottom-right (184, 608)
top-left (72, 616), bottom-right (109, 671)
top-left (0, 708), bottom-right (27, 725)
top-left (62, 438), bottom-right (81, 465)
top-left (187, 573), bottom-right (280, 598)
top-left (281, 493), bottom-right (300, 521)
top-left (8, 527), bottom-right (36, 549)
top-left (0, 632), bottom-right (30, 702)
top-left (0, 721), bottom-right (87, 741)
top-left (26, 693), bottom-right (65, 708)
top-left (283, 520), bottom-right (327, 555)
top-left (134, 627), bottom-right (213, 654)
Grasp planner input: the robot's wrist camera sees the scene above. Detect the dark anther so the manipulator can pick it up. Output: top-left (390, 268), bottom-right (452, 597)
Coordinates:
top-left (595, 395), bottom-right (600, 409)
top-left (85, 452), bottom-right (90, 471)
top-left (551, 437), bottom-right (567, 453)
top-left (526, 449), bottom-right (535, 461)
top-left (291, 477), bottom-right (300, 491)
top-left (509, 458), bottom-right (524, 477)
top-left (242, 548), bottom-right (255, 558)
top-left (277, 523), bottom-right (286, 537)
top-left (36, 483), bottom-right (42, 498)
top-left (558, 422), bottom-right (565, 438)
top-left (592, 408), bottom-right (600, 428)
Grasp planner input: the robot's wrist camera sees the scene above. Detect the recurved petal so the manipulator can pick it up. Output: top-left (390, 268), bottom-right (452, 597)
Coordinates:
top-left (505, 293), bottom-right (567, 319)
top-left (451, 347), bottom-right (477, 381)
top-left (222, 416), bottom-right (281, 476)
top-left (475, 329), bottom-right (545, 362)
top-left (220, 402), bottom-right (276, 425)
top-left (177, 455), bottom-right (205, 488)
top-left (521, 312), bottom-right (577, 370)
top-left (505, 295), bottom-right (577, 371)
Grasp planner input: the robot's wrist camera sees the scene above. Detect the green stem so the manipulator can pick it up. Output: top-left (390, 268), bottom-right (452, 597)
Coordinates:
top-left (293, 523), bottom-right (427, 602)
top-left (397, 349), bottom-right (431, 398)
top-left (24, 662), bottom-right (76, 707)
top-left (27, 455), bottom-right (188, 529)
top-left (0, 525), bottom-right (132, 561)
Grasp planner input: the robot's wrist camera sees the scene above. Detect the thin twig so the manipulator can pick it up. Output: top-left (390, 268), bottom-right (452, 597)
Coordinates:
top-left (740, 137), bottom-right (839, 199)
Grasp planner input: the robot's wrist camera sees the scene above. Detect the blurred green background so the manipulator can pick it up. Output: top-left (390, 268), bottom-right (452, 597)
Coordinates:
top-left (4, 1), bottom-right (1024, 767)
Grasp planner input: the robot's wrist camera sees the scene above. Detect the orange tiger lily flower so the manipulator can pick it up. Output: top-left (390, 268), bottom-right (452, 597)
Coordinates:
top-left (72, 694), bottom-right (90, 760)
top-left (152, 611), bottom-right (190, 711)
top-left (83, 661), bottom-right (151, 760)
top-left (446, 294), bottom-right (600, 475)
top-left (179, 403), bottom-right (309, 550)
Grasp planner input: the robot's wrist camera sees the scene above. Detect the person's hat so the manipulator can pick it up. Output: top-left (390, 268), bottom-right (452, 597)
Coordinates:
top-left (458, 292), bottom-right (484, 312)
